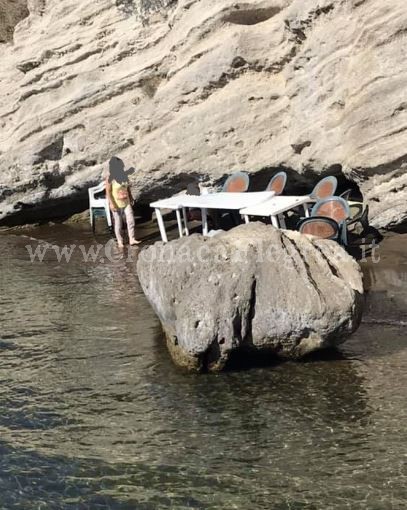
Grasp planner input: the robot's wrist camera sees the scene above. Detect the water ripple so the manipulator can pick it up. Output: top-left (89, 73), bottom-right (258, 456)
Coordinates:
top-left (0, 230), bottom-right (406, 508)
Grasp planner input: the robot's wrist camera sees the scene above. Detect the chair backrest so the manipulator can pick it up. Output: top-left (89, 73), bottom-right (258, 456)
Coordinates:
top-left (340, 189), bottom-right (352, 201)
top-left (88, 182), bottom-right (105, 197)
top-left (266, 171), bottom-right (287, 195)
top-left (299, 217), bottom-right (339, 240)
top-left (222, 172), bottom-right (250, 193)
top-left (349, 202), bottom-right (363, 219)
top-left (311, 196), bottom-right (350, 223)
top-left (88, 182), bottom-right (106, 207)
top-left (359, 205), bottom-right (369, 229)
top-left (186, 182), bottom-right (200, 196)
top-left (311, 176), bottom-right (338, 200)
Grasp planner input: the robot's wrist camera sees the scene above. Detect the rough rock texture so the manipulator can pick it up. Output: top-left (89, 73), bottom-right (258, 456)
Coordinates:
top-left (0, 0), bottom-right (29, 43)
top-left (362, 233), bottom-right (407, 326)
top-left (0, 0), bottom-right (406, 227)
top-left (137, 223), bottom-right (364, 371)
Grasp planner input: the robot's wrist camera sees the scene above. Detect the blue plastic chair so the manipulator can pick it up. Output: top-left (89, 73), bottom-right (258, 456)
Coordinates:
top-left (266, 171), bottom-right (287, 195)
top-left (310, 176), bottom-right (338, 200)
top-left (222, 172), bottom-right (250, 193)
top-left (311, 196), bottom-right (350, 245)
top-left (219, 172), bottom-right (250, 227)
top-left (298, 217), bottom-right (340, 241)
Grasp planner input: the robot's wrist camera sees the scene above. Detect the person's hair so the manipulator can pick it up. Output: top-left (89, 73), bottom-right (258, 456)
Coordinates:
top-left (108, 156), bottom-right (128, 184)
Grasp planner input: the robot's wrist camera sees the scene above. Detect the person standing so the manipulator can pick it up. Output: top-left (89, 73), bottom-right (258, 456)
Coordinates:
top-left (105, 156), bottom-right (141, 248)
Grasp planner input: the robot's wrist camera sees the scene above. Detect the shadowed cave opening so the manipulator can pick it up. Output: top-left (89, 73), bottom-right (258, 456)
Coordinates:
top-left (0, 193), bottom-right (90, 228)
top-left (0, 164), bottom-right (365, 228)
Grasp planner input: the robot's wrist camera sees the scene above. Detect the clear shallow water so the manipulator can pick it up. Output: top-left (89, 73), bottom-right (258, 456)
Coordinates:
top-left (0, 225), bottom-right (406, 509)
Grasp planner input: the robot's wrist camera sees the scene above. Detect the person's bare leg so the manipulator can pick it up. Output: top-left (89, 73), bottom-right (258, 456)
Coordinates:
top-left (113, 209), bottom-right (125, 248)
top-left (125, 205), bottom-right (140, 245)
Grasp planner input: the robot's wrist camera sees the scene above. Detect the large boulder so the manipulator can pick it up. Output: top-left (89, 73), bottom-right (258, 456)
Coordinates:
top-left (0, 0), bottom-right (407, 228)
top-left (137, 223), bottom-right (364, 371)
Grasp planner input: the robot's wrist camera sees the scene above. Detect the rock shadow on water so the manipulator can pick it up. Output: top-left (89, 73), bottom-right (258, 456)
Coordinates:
top-left (223, 344), bottom-right (355, 372)
top-left (149, 329), bottom-right (371, 431)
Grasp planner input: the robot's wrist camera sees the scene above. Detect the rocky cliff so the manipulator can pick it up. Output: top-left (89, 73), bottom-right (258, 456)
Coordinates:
top-left (0, 0), bottom-right (406, 227)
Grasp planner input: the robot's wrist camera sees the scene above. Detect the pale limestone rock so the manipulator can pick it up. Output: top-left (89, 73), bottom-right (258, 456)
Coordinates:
top-left (0, 0), bottom-right (29, 43)
top-left (0, 0), bottom-right (406, 227)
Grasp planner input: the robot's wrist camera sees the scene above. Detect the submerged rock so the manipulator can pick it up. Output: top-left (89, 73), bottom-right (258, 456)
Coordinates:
top-left (137, 223), bottom-right (364, 372)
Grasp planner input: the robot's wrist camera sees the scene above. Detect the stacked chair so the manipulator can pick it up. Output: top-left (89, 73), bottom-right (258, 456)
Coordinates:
top-left (298, 177), bottom-right (371, 247)
top-left (298, 197), bottom-right (352, 245)
top-left (310, 176), bottom-right (338, 200)
top-left (201, 171), bottom-right (376, 250)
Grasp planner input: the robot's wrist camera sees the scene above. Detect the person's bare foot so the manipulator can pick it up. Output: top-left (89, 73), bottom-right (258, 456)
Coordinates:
top-left (117, 241), bottom-right (125, 249)
top-left (130, 239), bottom-right (141, 246)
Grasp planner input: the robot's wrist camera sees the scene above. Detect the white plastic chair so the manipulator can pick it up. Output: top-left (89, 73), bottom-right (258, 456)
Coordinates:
top-left (88, 182), bottom-right (112, 231)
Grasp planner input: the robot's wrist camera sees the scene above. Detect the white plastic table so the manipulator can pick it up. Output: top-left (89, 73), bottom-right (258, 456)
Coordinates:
top-left (150, 191), bottom-right (275, 242)
top-left (240, 195), bottom-right (313, 228)
top-left (150, 195), bottom-right (190, 243)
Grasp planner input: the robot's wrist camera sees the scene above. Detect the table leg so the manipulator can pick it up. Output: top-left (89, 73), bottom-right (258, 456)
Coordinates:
top-left (278, 214), bottom-right (287, 229)
top-left (201, 208), bottom-right (208, 236)
top-left (182, 207), bottom-right (189, 236)
top-left (155, 208), bottom-right (168, 243)
top-left (303, 203), bottom-right (310, 218)
top-left (212, 210), bottom-right (220, 229)
top-left (244, 215), bottom-right (250, 224)
top-left (175, 209), bottom-right (183, 238)
top-left (271, 215), bottom-right (279, 228)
